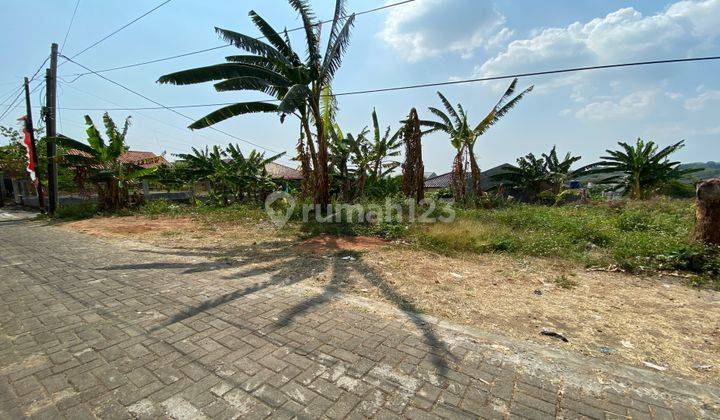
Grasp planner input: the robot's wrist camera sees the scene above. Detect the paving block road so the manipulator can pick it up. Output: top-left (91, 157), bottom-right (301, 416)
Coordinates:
top-left (0, 215), bottom-right (718, 419)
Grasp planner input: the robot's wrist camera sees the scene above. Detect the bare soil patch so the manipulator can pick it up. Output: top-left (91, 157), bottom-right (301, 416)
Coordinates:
top-left (60, 215), bottom-right (720, 384)
top-left (297, 234), bottom-right (389, 253)
top-left (64, 216), bottom-right (197, 238)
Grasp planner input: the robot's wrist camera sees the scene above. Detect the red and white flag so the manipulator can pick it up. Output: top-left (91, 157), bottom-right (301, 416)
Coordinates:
top-left (18, 116), bottom-right (37, 182)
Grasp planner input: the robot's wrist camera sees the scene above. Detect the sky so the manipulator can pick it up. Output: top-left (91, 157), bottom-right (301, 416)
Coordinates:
top-left (0, 0), bottom-right (718, 173)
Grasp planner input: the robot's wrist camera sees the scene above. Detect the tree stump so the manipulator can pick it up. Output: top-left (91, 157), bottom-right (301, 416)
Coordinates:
top-left (695, 178), bottom-right (720, 245)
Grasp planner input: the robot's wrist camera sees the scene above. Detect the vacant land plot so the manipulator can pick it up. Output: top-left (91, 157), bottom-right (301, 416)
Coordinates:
top-left (61, 205), bottom-right (720, 385)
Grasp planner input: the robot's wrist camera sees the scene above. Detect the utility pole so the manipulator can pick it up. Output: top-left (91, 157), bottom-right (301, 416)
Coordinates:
top-left (24, 77), bottom-right (45, 213)
top-left (46, 43), bottom-right (58, 215)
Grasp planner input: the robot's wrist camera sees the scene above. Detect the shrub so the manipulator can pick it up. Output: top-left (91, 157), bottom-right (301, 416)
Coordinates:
top-left (139, 200), bottom-right (185, 218)
top-left (555, 189), bottom-right (582, 206)
top-left (656, 246), bottom-right (720, 276)
top-left (554, 274), bottom-right (577, 289)
top-left (55, 201), bottom-right (98, 220)
top-left (658, 180), bottom-right (696, 199)
top-left (364, 176), bottom-right (403, 200)
top-left (536, 190), bottom-right (556, 205)
top-left (617, 211), bottom-right (655, 232)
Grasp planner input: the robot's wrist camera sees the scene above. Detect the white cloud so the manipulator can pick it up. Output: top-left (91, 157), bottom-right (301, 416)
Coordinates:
top-left (476, 0), bottom-right (720, 79)
top-left (575, 90), bottom-right (657, 121)
top-left (684, 88), bottom-right (720, 110)
top-left (378, 0), bottom-right (509, 62)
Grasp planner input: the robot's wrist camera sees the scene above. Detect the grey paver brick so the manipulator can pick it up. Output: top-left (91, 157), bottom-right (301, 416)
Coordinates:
top-left (0, 221), bottom-right (715, 419)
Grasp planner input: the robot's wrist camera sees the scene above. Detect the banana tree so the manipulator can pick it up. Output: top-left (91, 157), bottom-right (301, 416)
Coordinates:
top-left (225, 143), bottom-right (282, 202)
top-left (55, 113), bottom-right (156, 210)
top-left (158, 0), bottom-right (356, 209)
top-left (175, 144), bottom-right (282, 205)
top-left (579, 139), bottom-right (701, 199)
top-left (420, 78), bottom-right (533, 201)
top-left (368, 108), bottom-right (402, 180)
top-left (543, 146), bottom-right (582, 194)
top-left (328, 124), bottom-right (352, 200)
top-left (418, 93), bottom-right (472, 201)
top-left (347, 129), bottom-right (372, 198)
top-left (491, 153), bottom-right (548, 202)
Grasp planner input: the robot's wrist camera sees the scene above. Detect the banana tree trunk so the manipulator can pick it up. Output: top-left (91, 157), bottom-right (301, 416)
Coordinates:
top-left (695, 179), bottom-right (720, 245)
top-left (356, 170), bottom-right (367, 199)
top-left (301, 115), bottom-right (318, 171)
top-left (468, 148), bottom-right (482, 199)
top-left (311, 101), bottom-right (330, 209)
top-left (632, 173), bottom-right (641, 199)
top-left (296, 129), bottom-right (313, 200)
top-left (451, 148), bottom-right (466, 202)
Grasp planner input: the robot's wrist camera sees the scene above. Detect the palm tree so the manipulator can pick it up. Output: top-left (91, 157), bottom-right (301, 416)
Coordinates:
top-left (492, 146), bottom-right (582, 201)
top-left (157, 0), bottom-right (356, 209)
top-left (492, 153), bottom-right (548, 202)
top-left (419, 78), bottom-right (533, 201)
top-left (175, 144), bottom-right (282, 205)
top-left (418, 93), bottom-right (471, 200)
top-left (368, 109), bottom-right (402, 180)
top-left (543, 146), bottom-right (582, 194)
top-left (55, 113), bottom-right (156, 210)
top-left (327, 123), bottom-right (374, 200)
top-left (347, 129), bottom-right (372, 198)
top-left (580, 139), bottom-right (701, 199)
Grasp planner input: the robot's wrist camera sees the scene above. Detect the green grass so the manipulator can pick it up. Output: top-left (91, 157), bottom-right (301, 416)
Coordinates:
top-left (52, 201), bottom-right (99, 220)
top-left (52, 197), bottom-right (719, 286)
top-left (554, 274), bottom-right (578, 289)
top-left (412, 198), bottom-right (719, 285)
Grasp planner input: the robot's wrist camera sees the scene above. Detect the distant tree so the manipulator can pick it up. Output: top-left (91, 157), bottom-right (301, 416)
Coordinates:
top-left (327, 108), bottom-right (402, 200)
top-left (0, 126), bottom-right (28, 176)
top-left (419, 78), bottom-right (532, 202)
top-left (543, 146), bottom-right (582, 194)
top-left (493, 153), bottom-right (548, 202)
top-left (368, 109), bottom-right (402, 181)
top-left (580, 139), bottom-right (702, 199)
top-left (493, 146), bottom-right (582, 202)
top-left (174, 144), bottom-right (282, 205)
top-left (54, 113), bottom-right (157, 210)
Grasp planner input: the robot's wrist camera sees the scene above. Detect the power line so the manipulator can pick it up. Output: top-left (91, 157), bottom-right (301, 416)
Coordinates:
top-left (60, 0), bottom-right (417, 79)
top-left (29, 56), bottom-right (51, 83)
top-left (58, 81), bottom-right (236, 153)
top-left (60, 0), bottom-right (81, 53)
top-left (0, 87), bottom-right (25, 121)
top-left (46, 54), bottom-right (720, 112)
top-left (0, 84), bottom-right (24, 107)
top-left (58, 81), bottom-right (297, 165)
top-left (64, 0), bottom-right (175, 62)
top-left (60, 55), bottom-right (291, 158)
top-left (0, 81), bottom-right (44, 123)
top-left (332, 55), bottom-right (720, 97)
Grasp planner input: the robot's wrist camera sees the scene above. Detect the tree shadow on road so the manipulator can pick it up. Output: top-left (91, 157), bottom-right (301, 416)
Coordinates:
top-left (274, 246), bottom-right (456, 380)
top-left (105, 236), bottom-right (456, 381)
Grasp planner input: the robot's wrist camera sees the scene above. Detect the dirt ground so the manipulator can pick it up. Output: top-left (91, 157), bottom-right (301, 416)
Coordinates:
top-left (62, 215), bottom-right (720, 385)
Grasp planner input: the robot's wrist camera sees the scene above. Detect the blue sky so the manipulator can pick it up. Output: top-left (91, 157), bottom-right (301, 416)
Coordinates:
top-left (1, 0), bottom-right (718, 172)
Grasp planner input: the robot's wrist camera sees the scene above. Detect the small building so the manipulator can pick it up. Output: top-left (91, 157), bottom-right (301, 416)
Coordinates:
top-left (65, 149), bottom-right (168, 168)
top-left (264, 162), bottom-right (303, 180)
top-left (118, 150), bottom-right (168, 168)
top-left (424, 164), bottom-right (514, 193)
